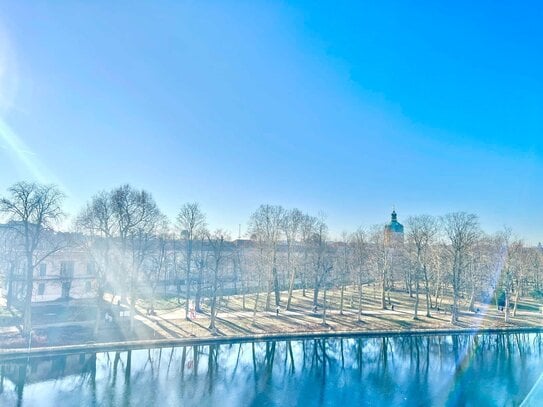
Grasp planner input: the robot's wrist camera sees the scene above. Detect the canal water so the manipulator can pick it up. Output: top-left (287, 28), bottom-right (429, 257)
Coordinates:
top-left (1, 332), bottom-right (543, 406)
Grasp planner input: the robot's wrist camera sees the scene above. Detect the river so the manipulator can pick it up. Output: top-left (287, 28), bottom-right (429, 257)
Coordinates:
top-left (1, 331), bottom-right (543, 406)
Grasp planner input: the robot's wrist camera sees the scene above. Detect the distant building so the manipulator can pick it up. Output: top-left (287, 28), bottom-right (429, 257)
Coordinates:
top-left (8, 249), bottom-right (97, 304)
top-left (384, 210), bottom-right (404, 245)
top-left (0, 223), bottom-right (97, 305)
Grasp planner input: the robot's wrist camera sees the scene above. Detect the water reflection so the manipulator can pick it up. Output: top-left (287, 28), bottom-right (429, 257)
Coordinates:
top-left (1, 332), bottom-right (543, 406)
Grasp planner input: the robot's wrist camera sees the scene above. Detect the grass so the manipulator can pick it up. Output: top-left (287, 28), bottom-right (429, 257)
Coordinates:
top-left (2, 284), bottom-right (543, 349)
top-left (125, 284), bottom-right (543, 341)
top-left (138, 294), bottom-right (182, 311)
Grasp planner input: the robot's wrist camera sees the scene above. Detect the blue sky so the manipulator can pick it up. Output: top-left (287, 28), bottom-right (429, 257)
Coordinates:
top-left (0, 1), bottom-right (542, 241)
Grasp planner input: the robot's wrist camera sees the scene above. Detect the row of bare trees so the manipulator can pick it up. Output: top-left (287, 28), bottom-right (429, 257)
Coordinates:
top-left (2, 181), bottom-right (543, 336)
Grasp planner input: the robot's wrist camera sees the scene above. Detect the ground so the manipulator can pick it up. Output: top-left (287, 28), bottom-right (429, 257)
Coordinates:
top-left (1, 285), bottom-right (542, 350)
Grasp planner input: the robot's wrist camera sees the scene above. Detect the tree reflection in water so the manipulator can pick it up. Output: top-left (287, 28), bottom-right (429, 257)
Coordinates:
top-left (1, 332), bottom-right (543, 406)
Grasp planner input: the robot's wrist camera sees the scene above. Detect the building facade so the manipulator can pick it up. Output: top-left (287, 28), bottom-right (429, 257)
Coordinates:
top-left (7, 250), bottom-right (97, 304)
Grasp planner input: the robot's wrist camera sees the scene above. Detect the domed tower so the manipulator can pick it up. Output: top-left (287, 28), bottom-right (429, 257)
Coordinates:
top-left (384, 210), bottom-right (404, 245)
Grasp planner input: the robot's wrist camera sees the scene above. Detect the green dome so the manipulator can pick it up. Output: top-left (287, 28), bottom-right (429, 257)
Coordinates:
top-left (385, 210), bottom-right (404, 233)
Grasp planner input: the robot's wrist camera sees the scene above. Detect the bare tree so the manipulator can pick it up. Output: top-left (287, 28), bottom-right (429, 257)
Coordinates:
top-left (441, 212), bottom-right (480, 324)
top-left (405, 215), bottom-right (438, 319)
top-left (0, 225), bottom-right (21, 309)
top-left (310, 215), bottom-right (329, 308)
top-left (494, 228), bottom-right (525, 322)
top-left (321, 263), bottom-right (333, 326)
top-left (511, 242), bottom-right (528, 317)
top-left (193, 227), bottom-right (209, 312)
top-left (206, 230), bottom-right (230, 333)
top-left (351, 228), bottom-right (368, 321)
top-left (368, 226), bottom-right (393, 310)
top-left (177, 202), bottom-right (206, 319)
top-left (76, 191), bottom-right (117, 335)
top-left (335, 232), bottom-right (352, 316)
top-left (431, 242), bottom-right (449, 310)
top-left (251, 239), bottom-right (266, 325)
top-left (109, 184), bottom-right (164, 332)
top-left (142, 219), bottom-right (171, 313)
top-left (0, 181), bottom-right (65, 335)
top-left (283, 208), bottom-right (303, 310)
top-left (248, 205), bottom-right (285, 309)
top-left (299, 214), bottom-right (318, 298)
top-left (527, 247), bottom-right (543, 295)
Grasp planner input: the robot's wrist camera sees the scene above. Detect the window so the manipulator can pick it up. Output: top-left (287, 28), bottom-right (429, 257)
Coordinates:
top-left (60, 261), bottom-right (75, 278)
top-left (39, 263), bottom-right (47, 277)
top-left (85, 281), bottom-right (92, 291)
top-left (87, 262), bottom-right (96, 275)
top-left (38, 283), bottom-right (45, 295)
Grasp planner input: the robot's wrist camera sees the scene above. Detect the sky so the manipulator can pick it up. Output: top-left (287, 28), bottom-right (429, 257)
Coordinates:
top-left (0, 1), bottom-right (542, 241)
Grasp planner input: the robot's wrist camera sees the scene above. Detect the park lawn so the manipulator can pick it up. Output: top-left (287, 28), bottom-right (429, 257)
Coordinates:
top-left (2, 284), bottom-right (543, 350)
top-left (127, 284), bottom-right (543, 341)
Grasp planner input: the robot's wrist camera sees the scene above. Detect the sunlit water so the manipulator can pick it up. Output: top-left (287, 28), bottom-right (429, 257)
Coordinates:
top-left (1, 332), bottom-right (543, 406)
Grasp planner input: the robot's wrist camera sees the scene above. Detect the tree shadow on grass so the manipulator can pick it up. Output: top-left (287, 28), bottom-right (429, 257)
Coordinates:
top-left (151, 316), bottom-right (197, 338)
top-left (216, 317), bottom-right (254, 335)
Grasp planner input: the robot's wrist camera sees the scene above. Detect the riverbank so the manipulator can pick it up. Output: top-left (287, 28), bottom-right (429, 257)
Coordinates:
top-left (2, 325), bottom-right (543, 360)
top-left (2, 285), bottom-right (543, 357)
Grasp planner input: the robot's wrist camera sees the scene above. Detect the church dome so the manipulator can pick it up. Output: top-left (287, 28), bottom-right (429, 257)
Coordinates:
top-left (385, 210), bottom-right (404, 234)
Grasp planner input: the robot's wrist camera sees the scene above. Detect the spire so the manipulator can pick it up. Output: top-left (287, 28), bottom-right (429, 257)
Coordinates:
top-left (391, 210), bottom-right (397, 222)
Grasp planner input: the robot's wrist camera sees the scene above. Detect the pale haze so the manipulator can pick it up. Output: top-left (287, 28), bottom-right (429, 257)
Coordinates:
top-left (0, 1), bottom-right (542, 240)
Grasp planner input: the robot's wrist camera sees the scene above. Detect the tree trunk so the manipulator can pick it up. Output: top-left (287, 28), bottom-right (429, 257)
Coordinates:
top-left (451, 291), bottom-right (458, 324)
top-left (185, 241), bottom-right (192, 320)
top-left (405, 271), bottom-right (413, 297)
top-left (413, 276), bottom-right (420, 320)
top-left (6, 265), bottom-right (14, 309)
top-left (209, 293), bottom-right (217, 332)
top-left (265, 278), bottom-right (272, 311)
top-left (504, 291), bottom-right (510, 323)
top-left (313, 283), bottom-right (320, 307)
top-left (357, 280), bottom-right (363, 322)
top-left (450, 274), bottom-right (461, 324)
top-left (423, 267), bottom-right (431, 317)
top-left (322, 285), bottom-right (327, 325)
top-left (195, 265), bottom-right (203, 312)
top-left (381, 270), bottom-right (387, 310)
top-left (272, 265), bottom-right (280, 306)
top-left (242, 281), bottom-right (246, 310)
top-left (468, 289), bottom-right (475, 312)
top-left (94, 287), bottom-right (103, 336)
top-left (209, 260), bottom-right (219, 333)
top-left (286, 266), bottom-right (297, 311)
top-left (252, 291), bottom-right (260, 325)
top-left (450, 261), bottom-right (459, 324)
top-left (252, 274), bottom-right (261, 325)
top-left (151, 285), bottom-right (157, 313)
top-left (339, 284), bottom-right (345, 315)
top-left (387, 285), bottom-right (391, 307)
top-left (433, 272), bottom-right (442, 310)
top-left (513, 289), bottom-right (520, 317)
top-left (23, 254), bottom-right (33, 336)
top-left (129, 249), bottom-right (139, 333)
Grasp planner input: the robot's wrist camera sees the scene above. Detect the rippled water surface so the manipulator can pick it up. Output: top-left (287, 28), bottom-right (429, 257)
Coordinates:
top-left (1, 332), bottom-right (543, 406)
